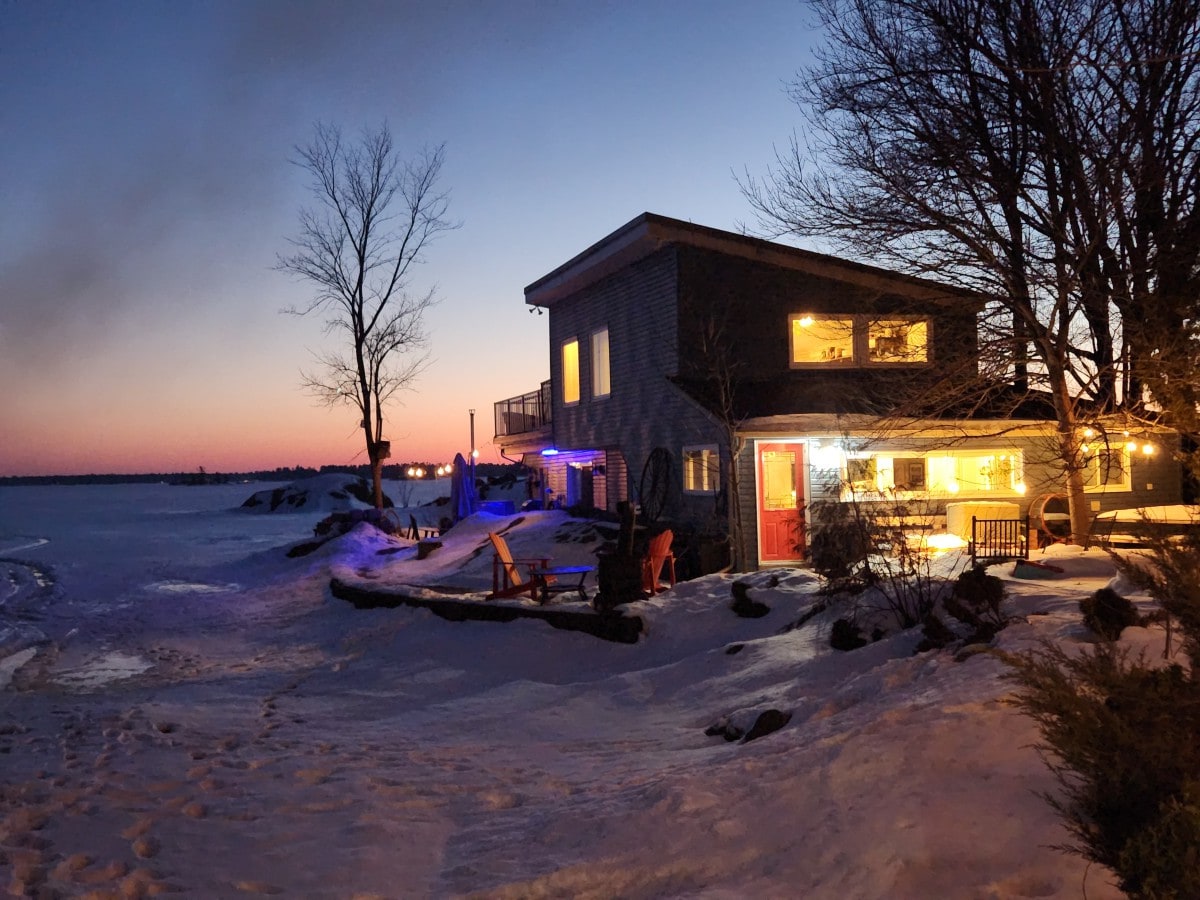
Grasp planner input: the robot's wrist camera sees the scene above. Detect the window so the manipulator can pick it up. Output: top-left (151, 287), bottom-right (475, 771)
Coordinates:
top-left (868, 319), bottom-right (928, 363)
top-left (790, 315), bottom-right (855, 365)
top-left (591, 328), bottom-right (610, 398)
top-left (790, 314), bottom-right (930, 367)
top-left (562, 338), bottom-right (580, 405)
top-left (1083, 445), bottom-right (1131, 491)
top-left (843, 449), bottom-right (1024, 497)
top-left (683, 445), bottom-right (720, 493)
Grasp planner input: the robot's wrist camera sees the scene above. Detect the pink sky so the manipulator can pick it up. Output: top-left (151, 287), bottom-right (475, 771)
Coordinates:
top-left (0, 1), bottom-right (813, 476)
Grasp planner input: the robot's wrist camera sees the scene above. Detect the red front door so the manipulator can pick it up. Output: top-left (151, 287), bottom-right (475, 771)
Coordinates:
top-left (757, 442), bottom-right (806, 562)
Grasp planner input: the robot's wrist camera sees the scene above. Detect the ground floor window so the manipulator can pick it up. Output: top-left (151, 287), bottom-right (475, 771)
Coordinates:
top-left (843, 448), bottom-right (1025, 498)
top-left (683, 445), bottom-right (720, 493)
top-left (1083, 445), bottom-right (1131, 491)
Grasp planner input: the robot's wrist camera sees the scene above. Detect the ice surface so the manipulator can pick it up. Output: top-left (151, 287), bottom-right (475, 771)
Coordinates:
top-left (0, 481), bottom-right (1137, 897)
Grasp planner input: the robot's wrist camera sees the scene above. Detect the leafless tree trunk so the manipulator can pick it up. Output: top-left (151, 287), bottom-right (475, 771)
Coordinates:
top-left (278, 124), bottom-right (454, 509)
top-left (744, 0), bottom-right (1200, 542)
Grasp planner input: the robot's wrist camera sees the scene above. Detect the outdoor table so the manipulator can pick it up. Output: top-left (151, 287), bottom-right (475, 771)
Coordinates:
top-left (529, 565), bottom-right (593, 604)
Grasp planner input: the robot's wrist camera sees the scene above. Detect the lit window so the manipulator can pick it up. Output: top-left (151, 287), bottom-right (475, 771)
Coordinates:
top-left (790, 315), bottom-right (855, 365)
top-left (844, 450), bottom-right (1024, 496)
top-left (683, 445), bottom-right (720, 493)
top-left (868, 319), bottom-right (928, 363)
top-left (1083, 446), bottom-right (1131, 491)
top-left (591, 328), bottom-right (610, 398)
top-left (562, 339), bottom-right (580, 405)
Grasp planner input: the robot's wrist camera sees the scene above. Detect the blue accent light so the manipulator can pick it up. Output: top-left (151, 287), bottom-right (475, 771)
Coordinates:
top-left (541, 448), bottom-right (559, 456)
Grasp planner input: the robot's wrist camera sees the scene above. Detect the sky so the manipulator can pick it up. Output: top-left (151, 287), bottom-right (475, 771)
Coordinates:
top-left (0, 0), bottom-right (817, 476)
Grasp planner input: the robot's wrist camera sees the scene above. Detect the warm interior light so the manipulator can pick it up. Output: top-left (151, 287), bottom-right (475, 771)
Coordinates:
top-left (946, 479), bottom-right (960, 494)
top-left (926, 532), bottom-right (968, 552)
top-left (1015, 482), bottom-right (1027, 495)
top-left (798, 315), bottom-right (814, 327)
top-left (1126, 441), bottom-right (1138, 451)
top-left (1142, 443), bottom-right (1156, 455)
top-left (1083, 427), bottom-right (1095, 439)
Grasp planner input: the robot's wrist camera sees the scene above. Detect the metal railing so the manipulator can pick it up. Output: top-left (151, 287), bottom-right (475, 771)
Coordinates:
top-left (494, 380), bottom-right (552, 437)
top-left (970, 516), bottom-right (1030, 565)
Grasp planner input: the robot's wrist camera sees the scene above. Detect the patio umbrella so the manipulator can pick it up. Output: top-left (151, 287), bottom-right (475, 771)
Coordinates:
top-left (449, 452), bottom-right (476, 522)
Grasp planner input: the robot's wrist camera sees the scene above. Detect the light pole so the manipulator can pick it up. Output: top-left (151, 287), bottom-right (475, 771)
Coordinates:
top-left (469, 409), bottom-right (476, 484)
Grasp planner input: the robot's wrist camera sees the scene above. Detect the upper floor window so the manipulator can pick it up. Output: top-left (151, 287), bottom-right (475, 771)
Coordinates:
top-left (791, 315), bottom-right (855, 365)
top-left (868, 319), bottom-right (928, 364)
top-left (790, 314), bottom-right (930, 368)
top-left (562, 338), bottom-right (580, 405)
top-left (591, 328), bottom-right (611, 398)
top-left (683, 445), bottom-right (720, 494)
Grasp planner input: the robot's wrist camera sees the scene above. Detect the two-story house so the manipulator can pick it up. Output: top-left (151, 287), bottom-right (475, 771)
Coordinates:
top-left (494, 213), bottom-right (1181, 568)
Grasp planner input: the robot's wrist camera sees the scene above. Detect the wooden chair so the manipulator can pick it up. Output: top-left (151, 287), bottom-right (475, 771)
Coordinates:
top-left (488, 532), bottom-right (550, 600)
top-left (641, 529), bottom-right (677, 595)
top-left (487, 532), bottom-right (594, 603)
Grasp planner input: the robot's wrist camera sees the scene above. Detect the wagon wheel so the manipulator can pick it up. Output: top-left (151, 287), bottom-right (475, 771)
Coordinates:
top-left (639, 447), bottom-right (673, 524)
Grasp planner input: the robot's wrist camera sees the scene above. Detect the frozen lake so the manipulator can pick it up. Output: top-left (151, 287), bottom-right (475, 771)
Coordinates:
top-left (0, 480), bottom-right (1124, 898)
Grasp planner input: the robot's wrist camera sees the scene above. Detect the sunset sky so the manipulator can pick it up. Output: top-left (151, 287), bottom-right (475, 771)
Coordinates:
top-left (1, 1), bottom-right (815, 476)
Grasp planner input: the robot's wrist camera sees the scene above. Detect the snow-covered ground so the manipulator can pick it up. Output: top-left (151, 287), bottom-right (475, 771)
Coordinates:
top-left (0, 480), bottom-right (1150, 897)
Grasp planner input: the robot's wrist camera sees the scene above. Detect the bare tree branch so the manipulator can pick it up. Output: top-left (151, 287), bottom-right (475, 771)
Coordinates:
top-left (277, 123), bottom-right (456, 508)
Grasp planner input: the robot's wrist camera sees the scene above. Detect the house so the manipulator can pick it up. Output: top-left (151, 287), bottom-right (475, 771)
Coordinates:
top-left (494, 213), bottom-right (1181, 568)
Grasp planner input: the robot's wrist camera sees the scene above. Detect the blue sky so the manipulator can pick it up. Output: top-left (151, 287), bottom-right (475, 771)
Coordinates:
top-left (0, 0), bottom-right (817, 475)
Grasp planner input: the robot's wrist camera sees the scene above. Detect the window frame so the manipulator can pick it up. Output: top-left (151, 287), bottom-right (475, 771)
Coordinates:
top-left (682, 444), bottom-right (721, 495)
top-left (590, 327), bottom-right (611, 399)
top-left (1083, 444), bottom-right (1133, 493)
top-left (561, 338), bottom-right (580, 406)
top-left (840, 448), bottom-right (1025, 499)
top-left (789, 313), bottom-right (932, 369)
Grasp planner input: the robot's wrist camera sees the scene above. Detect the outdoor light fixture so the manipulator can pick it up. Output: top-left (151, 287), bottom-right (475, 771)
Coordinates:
top-left (541, 448), bottom-right (559, 456)
top-left (1143, 443), bottom-right (1156, 455)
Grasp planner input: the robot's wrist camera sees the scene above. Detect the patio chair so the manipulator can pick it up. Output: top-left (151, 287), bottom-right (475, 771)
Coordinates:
top-left (641, 529), bottom-right (677, 595)
top-left (487, 532), bottom-right (594, 603)
top-left (487, 532), bottom-right (550, 600)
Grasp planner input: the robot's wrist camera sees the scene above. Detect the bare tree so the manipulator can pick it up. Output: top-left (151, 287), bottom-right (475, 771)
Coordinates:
top-left (744, 0), bottom-right (1200, 542)
top-left (278, 124), bottom-right (454, 509)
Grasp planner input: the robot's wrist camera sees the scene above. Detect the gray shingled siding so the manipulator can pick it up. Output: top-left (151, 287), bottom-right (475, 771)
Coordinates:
top-left (548, 247), bottom-right (724, 518)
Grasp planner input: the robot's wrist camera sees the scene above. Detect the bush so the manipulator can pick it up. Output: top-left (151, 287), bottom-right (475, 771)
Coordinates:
top-left (1007, 643), bottom-right (1200, 898)
top-left (1080, 587), bottom-right (1141, 641)
top-left (829, 617), bottom-right (867, 651)
top-left (1117, 786), bottom-right (1200, 900)
top-left (808, 500), bottom-right (870, 581)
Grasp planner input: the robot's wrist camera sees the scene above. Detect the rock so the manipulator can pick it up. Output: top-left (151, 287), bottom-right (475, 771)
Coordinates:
top-left (730, 581), bottom-right (770, 619)
top-left (740, 709), bottom-right (792, 743)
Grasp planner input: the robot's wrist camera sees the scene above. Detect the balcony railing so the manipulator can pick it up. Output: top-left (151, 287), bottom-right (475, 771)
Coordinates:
top-left (494, 380), bottom-right (552, 437)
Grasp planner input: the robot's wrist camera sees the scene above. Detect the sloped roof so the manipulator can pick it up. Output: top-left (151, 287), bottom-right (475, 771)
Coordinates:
top-left (524, 212), bottom-right (985, 309)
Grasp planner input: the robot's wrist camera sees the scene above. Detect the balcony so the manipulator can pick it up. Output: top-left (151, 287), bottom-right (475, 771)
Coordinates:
top-left (494, 380), bottom-right (552, 439)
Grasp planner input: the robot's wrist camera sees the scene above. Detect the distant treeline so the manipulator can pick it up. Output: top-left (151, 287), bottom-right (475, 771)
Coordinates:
top-left (0, 462), bottom-right (521, 487)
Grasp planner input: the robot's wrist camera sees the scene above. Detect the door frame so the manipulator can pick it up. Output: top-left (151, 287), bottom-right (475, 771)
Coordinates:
top-left (755, 439), bottom-right (811, 565)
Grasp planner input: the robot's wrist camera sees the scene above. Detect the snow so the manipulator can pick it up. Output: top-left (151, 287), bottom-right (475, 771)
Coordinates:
top-left (0, 481), bottom-right (1146, 897)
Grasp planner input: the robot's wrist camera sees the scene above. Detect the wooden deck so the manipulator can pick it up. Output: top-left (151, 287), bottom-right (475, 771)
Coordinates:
top-left (329, 578), bottom-right (645, 644)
